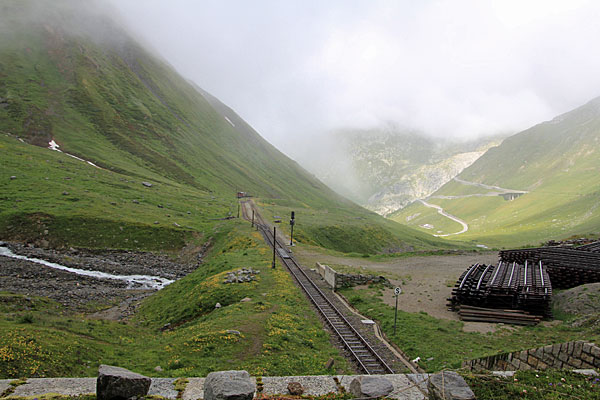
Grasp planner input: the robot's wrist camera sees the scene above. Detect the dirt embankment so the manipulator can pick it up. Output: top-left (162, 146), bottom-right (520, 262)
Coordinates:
top-left (553, 283), bottom-right (600, 316)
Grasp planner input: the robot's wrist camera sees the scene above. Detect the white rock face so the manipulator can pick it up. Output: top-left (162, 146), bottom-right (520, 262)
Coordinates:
top-left (365, 150), bottom-right (487, 216)
top-left (302, 127), bottom-right (503, 216)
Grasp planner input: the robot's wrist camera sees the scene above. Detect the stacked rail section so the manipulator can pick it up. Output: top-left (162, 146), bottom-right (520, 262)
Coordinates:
top-left (450, 241), bottom-right (600, 324)
top-left (500, 245), bottom-right (600, 289)
top-left (448, 261), bottom-right (551, 324)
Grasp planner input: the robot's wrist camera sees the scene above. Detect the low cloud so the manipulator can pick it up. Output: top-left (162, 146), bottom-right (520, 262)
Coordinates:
top-left (108, 0), bottom-right (600, 156)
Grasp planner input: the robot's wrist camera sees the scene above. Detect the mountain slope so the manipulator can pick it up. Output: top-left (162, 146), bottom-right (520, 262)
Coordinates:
top-left (391, 97), bottom-right (600, 247)
top-left (0, 0), bottom-right (453, 254)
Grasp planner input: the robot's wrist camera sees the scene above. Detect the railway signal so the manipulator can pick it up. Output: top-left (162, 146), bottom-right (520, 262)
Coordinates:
top-left (290, 211), bottom-right (295, 246)
top-left (394, 287), bottom-right (401, 335)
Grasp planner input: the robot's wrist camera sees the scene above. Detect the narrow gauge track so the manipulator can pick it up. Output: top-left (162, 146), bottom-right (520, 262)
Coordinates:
top-left (242, 202), bottom-right (394, 375)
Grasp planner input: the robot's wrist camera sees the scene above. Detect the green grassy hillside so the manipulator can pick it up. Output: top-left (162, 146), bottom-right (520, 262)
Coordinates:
top-left (0, 223), bottom-right (352, 378)
top-left (391, 97), bottom-right (600, 247)
top-left (0, 0), bottom-right (452, 254)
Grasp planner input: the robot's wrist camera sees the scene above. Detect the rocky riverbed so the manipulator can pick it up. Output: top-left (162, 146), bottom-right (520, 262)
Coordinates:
top-left (0, 242), bottom-right (199, 316)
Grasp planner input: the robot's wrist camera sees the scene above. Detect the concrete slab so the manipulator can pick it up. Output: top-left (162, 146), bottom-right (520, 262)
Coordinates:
top-left (182, 378), bottom-right (205, 400)
top-left (386, 374), bottom-right (426, 400)
top-left (406, 373), bottom-right (430, 394)
top-left (339, 375), bottom-right (425, 400)
top-left (9, 378), bottom-right (96, 397)
top-left (149, 378), bottom-right (178, 399)
top-left (0, 380), bottom-right (14, 396)
top-left (262, 376), bottom-right (338, 396)
top-left (573, 369), bottom-right (599, 376)
top-left (492, 371), bottom-right (516, 378)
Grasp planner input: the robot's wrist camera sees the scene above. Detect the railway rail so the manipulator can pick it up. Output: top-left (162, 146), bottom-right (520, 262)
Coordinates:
top-left (241, 201), bottom-right (394, 375)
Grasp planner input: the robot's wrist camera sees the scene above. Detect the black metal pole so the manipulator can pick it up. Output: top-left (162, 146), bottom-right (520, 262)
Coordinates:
top-left (290, 211), bottom-right (295, 246)
top-left (237, 202), bottom-right (240, 218)
top-left (272, 226), bottom-right (277, 268)
top-left (394, 293), bottom-right (399, 335)
top-left (251, 210), bottom-right (255, 228)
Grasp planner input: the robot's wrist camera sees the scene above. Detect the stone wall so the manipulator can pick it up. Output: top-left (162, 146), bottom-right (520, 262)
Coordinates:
top-left (463, 340), bottom-right (600, 372)
top-left (315, 263), bottom-right (391, 290)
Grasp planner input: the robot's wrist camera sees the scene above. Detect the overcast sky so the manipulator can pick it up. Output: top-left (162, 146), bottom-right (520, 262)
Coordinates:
top-left (108, 0), bottom-right (600, 157)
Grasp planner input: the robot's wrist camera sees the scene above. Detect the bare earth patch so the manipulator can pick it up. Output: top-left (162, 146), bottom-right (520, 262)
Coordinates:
top-left (295, 248), bottom-right (500, 333)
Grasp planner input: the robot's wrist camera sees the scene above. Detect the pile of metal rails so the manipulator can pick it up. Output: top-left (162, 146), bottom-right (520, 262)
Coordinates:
top-left (499, 242), bottom-right (600, 289)
top-left (448, 261), bottom-right (552, 324)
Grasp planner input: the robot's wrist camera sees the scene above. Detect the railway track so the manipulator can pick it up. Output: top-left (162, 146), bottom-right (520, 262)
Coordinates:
top-left (241, 201), bottom-right (394, 375)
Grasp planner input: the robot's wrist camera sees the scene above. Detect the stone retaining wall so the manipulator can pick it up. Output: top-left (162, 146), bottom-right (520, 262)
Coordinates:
top-left (463, 340), bottom-right (600, 371)
top-left (315, 263), bottom-right (391, 290)
top-left (0, 373), bottom-right (466, 400)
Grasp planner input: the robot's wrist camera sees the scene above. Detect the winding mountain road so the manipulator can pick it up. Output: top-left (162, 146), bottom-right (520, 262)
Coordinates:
top-left (418, 199), bottom-right (469, 237)
top-left (418, 178), bottom-right (528, 237)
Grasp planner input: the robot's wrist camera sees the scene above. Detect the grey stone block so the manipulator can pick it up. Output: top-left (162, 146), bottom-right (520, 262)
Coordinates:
top-left (406, 374), bottom-right (430, 396)
top-left (428, 371), bottom-right (475, 400)
top-left (552, 344), bottom-right (561, 356)
top-left (97, 365), bottom-right (151, 400)
top-left (263, 376), bottom-right (336, 396)
top-left (558, 352), bottom-right (569, 362)
top-left (574, 342), bottom-right (583, 357)
top-left (567, 357), bottom-right (583, 369)
top-left (204, 371), bottom-right (255, 400)
top-left (590, 345), bottom-right (600, 358)
top-left (349, 376), bottom-right (394, 398)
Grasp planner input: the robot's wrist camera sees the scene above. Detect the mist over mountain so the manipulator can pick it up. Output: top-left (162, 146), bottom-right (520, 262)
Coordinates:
top-left (300, 126), bottom-right (503, 216)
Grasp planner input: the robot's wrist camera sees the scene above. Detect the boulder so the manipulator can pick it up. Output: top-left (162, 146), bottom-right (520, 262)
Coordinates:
top-left (96, 364), bottom-right (151, 400)
top-left (349, 376), bottom-right (393, 398)
top-left (142, 182), bottom-right (153, 187)
top-left (428, 371), bottom-right (475, 400)
top-left (204, 370), bottom-right (255, 400)
top-left (287, 381), bottom-right (304, 395)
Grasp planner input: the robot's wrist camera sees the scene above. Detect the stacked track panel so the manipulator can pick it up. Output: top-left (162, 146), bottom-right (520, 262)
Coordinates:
top-left (500, 246), bottom-right (600, 289)
top-left (449, 262), bottom-right (552, 319)
top-left (576, 240), bottom-right (600, 253)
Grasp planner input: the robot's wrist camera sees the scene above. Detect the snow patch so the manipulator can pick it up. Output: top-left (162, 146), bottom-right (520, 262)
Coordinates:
top-left (48, 139), bottom-right (103, 170)
top-left (224, 116), bottom-right (235, 127)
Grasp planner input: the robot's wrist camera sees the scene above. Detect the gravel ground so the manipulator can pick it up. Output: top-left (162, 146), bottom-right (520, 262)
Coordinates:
top-left (296, 249), bottom-right (500, 333)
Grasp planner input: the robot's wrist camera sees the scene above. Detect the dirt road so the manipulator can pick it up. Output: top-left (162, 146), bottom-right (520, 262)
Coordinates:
top-left (295, 248), bottom-right (500, 332)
